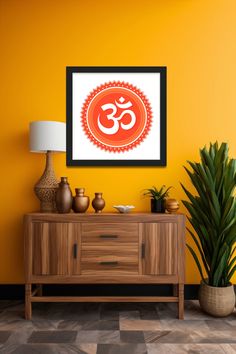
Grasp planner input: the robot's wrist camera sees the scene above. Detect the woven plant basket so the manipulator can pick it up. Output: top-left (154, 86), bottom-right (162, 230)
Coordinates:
top-left (199, 280), bottom-right (235, 317)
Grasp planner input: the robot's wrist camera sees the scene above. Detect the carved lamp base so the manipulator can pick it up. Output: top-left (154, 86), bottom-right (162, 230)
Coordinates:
top-left (34, 151), bottom-right (59, 213)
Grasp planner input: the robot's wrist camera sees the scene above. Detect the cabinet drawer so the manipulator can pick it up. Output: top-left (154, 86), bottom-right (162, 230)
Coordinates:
top-left (81, 262), bottom-right (138, 275)
top-left (81, 223), bottom-right (138, 243)
top-left (81, 245), bottom-right (139, 275)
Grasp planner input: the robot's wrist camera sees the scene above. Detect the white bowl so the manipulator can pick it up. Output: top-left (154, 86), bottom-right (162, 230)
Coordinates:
top-left (113, 205), bottom-right (135, 213)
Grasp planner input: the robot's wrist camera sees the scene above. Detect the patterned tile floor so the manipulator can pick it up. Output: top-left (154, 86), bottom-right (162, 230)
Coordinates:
top-left (0, 300), bottom-right (235, 353)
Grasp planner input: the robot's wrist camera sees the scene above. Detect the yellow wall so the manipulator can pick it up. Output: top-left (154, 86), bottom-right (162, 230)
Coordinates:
top-left (0, 0), bottom-right (236, 284)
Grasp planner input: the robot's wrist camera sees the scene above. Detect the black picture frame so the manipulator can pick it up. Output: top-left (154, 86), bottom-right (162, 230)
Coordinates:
top-left (66, 66), bottom-right (166, 166)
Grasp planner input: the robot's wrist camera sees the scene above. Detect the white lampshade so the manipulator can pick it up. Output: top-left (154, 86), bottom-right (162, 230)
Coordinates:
top-left (29, 121), bottom-right (66, 152)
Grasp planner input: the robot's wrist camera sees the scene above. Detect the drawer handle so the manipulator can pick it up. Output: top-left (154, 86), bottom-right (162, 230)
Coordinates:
top-left (100, 261), bottom-right (118, 266)
top-left (99, 234), bottom-right (118, 239)
top-left (73, 243), bottom-right (78, 259)
top-left (142, 243), bottom-right (145, 258)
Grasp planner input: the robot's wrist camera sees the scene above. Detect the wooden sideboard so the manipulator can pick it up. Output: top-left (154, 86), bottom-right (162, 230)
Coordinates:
top-left (24, 213), bottom-right (185, 320)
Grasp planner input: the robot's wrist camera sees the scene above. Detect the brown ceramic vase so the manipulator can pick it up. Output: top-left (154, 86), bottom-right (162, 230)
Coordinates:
top-left (55, 177), bottom-right (73, 213)
top-left (92, 192), bottom-right (105, 213)
top-left (72, 188), bottom-right (90, 213)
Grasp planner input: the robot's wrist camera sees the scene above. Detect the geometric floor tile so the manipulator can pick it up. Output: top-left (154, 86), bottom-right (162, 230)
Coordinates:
top-left (27, 330), bottom-right (77, 343)
top-left (96, 343), bottom-right (147, 354)
top-left (0, 300), bottom-right (234, 353)
top-left (0, 331), bottom-right (12, 344)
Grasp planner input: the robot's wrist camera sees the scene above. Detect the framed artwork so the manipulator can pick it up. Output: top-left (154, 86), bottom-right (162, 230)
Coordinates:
top-left (66, 66), bottom-right (166, 166)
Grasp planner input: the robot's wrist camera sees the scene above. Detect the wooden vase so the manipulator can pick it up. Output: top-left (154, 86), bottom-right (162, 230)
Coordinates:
top-left (92, 192), bottom-right (105, 213)
top-left (55, 177), bottom-right (73, 213)
top-left (165, 198), bottom-right (180, 213)
top-left (72, 188), bottom-right (90, 213)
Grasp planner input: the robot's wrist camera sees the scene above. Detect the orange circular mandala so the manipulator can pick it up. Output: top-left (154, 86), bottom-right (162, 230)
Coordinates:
top-left (81, 81), bottom-right (152, 152)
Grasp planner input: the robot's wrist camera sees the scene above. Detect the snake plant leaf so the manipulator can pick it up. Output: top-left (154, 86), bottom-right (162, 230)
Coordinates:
top-left (197, 224), bottom-right (213, 262)
top-left (212, 244), bottom-right (230, 286)
top-left (200, 147), bottom-right (215, 177)
top-left (182, 201), bottom-right (204, 226)
top-left (224, 161), bottom-right (236, 187)
top-left (184, 168), bottom-right (209, 208)
top-left (182, 196), bottom-right (210, 229)
top-left (221, 197), bottom-right (235, 226)
top-left (214, 141), bottom-right (219, 151)
top-left (187, 228), bottom-right (210, 277)
top-left (197, 224), bottom-right (213, 260)
top-left (210, 236), bottom-right (225, 275)
top-left (224, 181), bottom-right (236, 205)
top-left (208, 198), bottom-right (221, 229)
top-left (210, 190), bottom-right (221, 217)
top-left (215, 167), bottom-right (224, 198)
top-left (204, 164), bottom-right (216, 189)
top-left (229, 245), bottom-right (236, 260)
top-left (180, 183), bottom-right (196, 205)
top-left (212, 240), bottom-right (229, 269)
top-left (224, 224), bottom-right (236, 248)
top-left (197, 163), bottom-right (216, 195)
top-left (227, 255), bottom-right (236, 275)
top-left (215, 143), bottom-right (228, 167)
top-left (209, 143), bottom-right (216, 160)
top-left (227, 264), bottom-right (236, 283)
top-left (188, 218), bottom-right (212, 252)
top-left (188, 216), bottom-right (212, 252)
top-left (186, 244), bottom-right (207, 282)
top-left (220, 218), bottom-right (236, 241)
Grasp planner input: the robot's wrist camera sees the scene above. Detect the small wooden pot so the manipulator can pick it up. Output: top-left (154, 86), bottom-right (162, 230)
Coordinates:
top-left (199, 280), bottom-right (235, 317)
top-left (165, 198), bottom-right (179, 213)
top-left (92, 192), bottom-right (105, 213)
top-left (72, 188), bottom-right (90, 213)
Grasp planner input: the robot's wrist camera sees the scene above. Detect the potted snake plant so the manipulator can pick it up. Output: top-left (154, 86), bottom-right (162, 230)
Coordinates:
top-left (181, 142), bottom-right (236, 317)
top-left (143, 185), bottom-right (172, 213)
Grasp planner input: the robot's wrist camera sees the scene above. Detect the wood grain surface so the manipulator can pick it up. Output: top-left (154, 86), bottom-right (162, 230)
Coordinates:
top-left (142, 223), bottom-right (178, 275)
top-left (81, 222), bottom-right (138, 243)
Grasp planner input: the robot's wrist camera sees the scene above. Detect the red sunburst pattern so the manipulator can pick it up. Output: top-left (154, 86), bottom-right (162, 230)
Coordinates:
top-left (81, 81), bottom-right (152, 153)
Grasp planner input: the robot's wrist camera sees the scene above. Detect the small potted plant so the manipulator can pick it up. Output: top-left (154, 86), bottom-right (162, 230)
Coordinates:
top-left (143, 185), bottom-right (172, 213)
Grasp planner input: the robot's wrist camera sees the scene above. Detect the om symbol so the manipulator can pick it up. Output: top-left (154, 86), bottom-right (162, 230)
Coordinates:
top-left (81, 81), bottom-right (152, 152)
top-left (97, 97), bottom-right (136, 135)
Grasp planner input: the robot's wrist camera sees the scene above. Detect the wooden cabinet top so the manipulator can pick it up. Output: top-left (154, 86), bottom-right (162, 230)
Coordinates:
top-left (24, 212), bottom-right (185, 223)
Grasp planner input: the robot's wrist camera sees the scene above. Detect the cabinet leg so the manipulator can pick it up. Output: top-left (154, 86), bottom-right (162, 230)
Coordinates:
top-left (173, 284), bottom-right (178, 297)
top-left (178, 283), bottom-right (184, 319)
top-left (25, 284), bottom-right (32, 320)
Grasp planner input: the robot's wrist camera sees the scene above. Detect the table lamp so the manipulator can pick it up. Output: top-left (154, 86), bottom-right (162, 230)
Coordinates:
top-left (29, 121), bottom-right (66, 212)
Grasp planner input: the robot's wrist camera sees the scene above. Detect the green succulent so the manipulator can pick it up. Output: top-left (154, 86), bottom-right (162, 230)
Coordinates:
top-left (143, 185), bottom-right (172, 201)
top-left (182, 142), bottom-right (236, 287)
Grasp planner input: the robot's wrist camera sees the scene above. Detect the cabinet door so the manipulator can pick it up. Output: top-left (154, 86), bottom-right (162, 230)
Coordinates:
top-left (143, 223), bottom-right (177, 275)
top-left (32, 222), bottom-right (80, 276)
